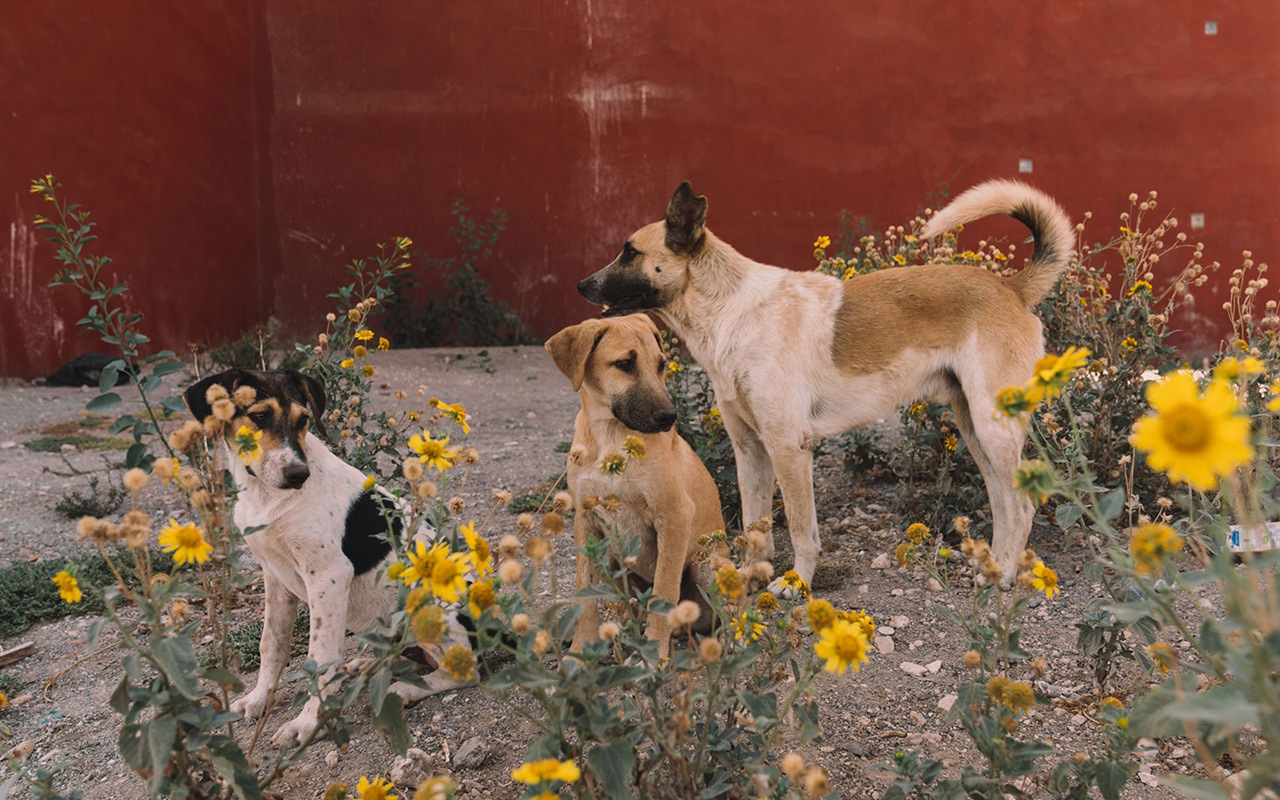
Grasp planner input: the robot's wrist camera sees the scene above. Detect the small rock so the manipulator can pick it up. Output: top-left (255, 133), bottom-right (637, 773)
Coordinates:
top-left (1070, 714), bottom-right (1086, 725)
top-left (900, 662), bottom-right (929, 677)
top-left (841, 741), bottom-right (868, 757)
top-left (937, 694), bottom-right (957, 713)
top-left (17, 548), bottom-right (35, 562)
top-left (453, 736), bottom-right (490, 769)
top-left (870, 553), bottom-right (891, 569)
top-left (8, 741), bottom-right (33, 762)
top-left (526, 411), bottom-right (537, 419)
top-left (1136, 738), bottom-right (1159, 760)
top-left (9, 694), bottom-right (34, 707)
top-left (325, 749), bottom-right (340, 768)
top-left (926, 578), bottom-right (943, 592)
top-left (390, 748), bottom-right (437, 786)
top-left (1138, 771), bottom-right (1159, 787)
top-left (909, 710), bottom-right (925, 727)
top-left (925, 660), bottom-right (942, 674)
top-left (0, 441), bottom-right (16, 449)
top-left (909, 640), bottom-right (923, 650)
top-left (890, 589), bottom-right (904, 597)
top-left (874, 636), bottom-right (895, 654)
top-left (857, 584), bottom-right (869, 594)
top-left (879, 626), bottom-right (896, 636)
top-left (890, 616), bottom-right (909, 628)
top-left (922, 732), bottom-right (942, 746)
top-left (905, 733), bottom-right (923, 747)
top-left (60, 443), bottom-right (77, 453)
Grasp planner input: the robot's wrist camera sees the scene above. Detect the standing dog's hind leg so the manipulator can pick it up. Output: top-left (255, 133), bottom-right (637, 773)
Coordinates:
top-left (765, 432), bottom-right (822, 592)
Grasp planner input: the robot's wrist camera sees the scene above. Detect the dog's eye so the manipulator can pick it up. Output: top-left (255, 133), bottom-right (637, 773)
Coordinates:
top-left (249, 411), bottom-right (270, 425)
top-left (612, 358), bottom-right (635, 373)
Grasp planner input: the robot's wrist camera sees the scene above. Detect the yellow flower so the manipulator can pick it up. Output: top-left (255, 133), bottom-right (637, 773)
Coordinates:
top-left (813, 618), bottom-right (869, 674)
top-left (158, 520), bottom-right (213, 566)
top-left (429, 398), bottom-right (470, 433)
top-left (340, 358), bottom-right (355, 369)
top-left (461, 521), bottom-right (492, 577)
top-left (1119, 226), bottom-right (1131, 235)
top-left (354, 774), bottom-right (397, 800)
top-left (467, 580), bottom-right (496, 618)
top-left (733, 610), bottom-right (766, 643)
top-left (843, 266), bottom-right (855, 279)
top-left (995, 385), bottom-right (1037, 417)
top-left (1216, 356), bottom-right (1264, 382)
top-left (233, 425), bottom-right (263, 463)
top-left (1101, 695), bottom-right (1124, 710)
top-left (1129, 523), bottom-right (1182, 576)
top-left (363, 365), bottom-right (375, 378)
top-left (780, 570), bottom-right (811, 598)
top-left (1121, 336), bottom-right (1138, 352)
top-left (355, 329), bottom-right (374, 341)
top-left (703, 407), bottom-right (722, 430)
top-left (52, 570), bottom-right (82, 604)
top-left (427, 550), bottom-right (470, 604)
top-left (441, 644), bottom-right (476, 682)
top-left (362, 474), bottom-right (376, 490)
top-left (600, 453), bottom-right (627, 475)
top-left (892, 253), bottom-right (907, 265)
top-left (839, 609), bottom-right (876, 641)
top-left (756, 592), bottom-right (779, 613)
top-left (1268, 379), bottom-right (1280, 413)
top-left (620, 435), bottom-right (647, 460)
top-left (906, 523), bottom-right (930, 544)
top-left (1147, 641), bottom-right (1178, 674)
top-left (1130, 372), bottom-right (1253, 491)
top-left (813, 235), bottom-right (831, 250)
top-left (806, 599), bottom-right (837, 631)
top-left (1031, 561), bottom-right (1059, 599)
top-left (1005, 681), bottom-right (1036, 714)
top-left (943, 435), bottom-right (957, 451)
top-left (1128, 280), bottom-right (1152, 297)
top-left (378, 337), bottom-right (390, 352)
top-left (904, 234), bottom-right (917, 243)
top-left (667, 361), bottom-right (683, 374)
top-left (1013, 460), bottom-right (1054, 506)
top-left (409, 432), bottom-right (457, 473)
top-left (715, 565), bottom-right (743, 598)
top-left (353, 345), bottom-right (368, 358)
top-left (512, 758), bottom-right (581, 785)
top-left (1026, 347), bottom-right (1091, 402)
top-left (401, 540), bottom-right (448, 585)
top-left (894, 542), bottom-right (913, 567)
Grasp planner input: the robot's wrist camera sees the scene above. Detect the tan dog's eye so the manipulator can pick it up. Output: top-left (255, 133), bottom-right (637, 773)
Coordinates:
top-left (612, 358), bottom-right (635, 373)
top-left (249, 411), bottom-right (270, 426)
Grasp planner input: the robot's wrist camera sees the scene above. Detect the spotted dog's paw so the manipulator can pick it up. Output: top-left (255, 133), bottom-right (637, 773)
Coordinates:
top-left (230, 690), bottom-right (270, 721)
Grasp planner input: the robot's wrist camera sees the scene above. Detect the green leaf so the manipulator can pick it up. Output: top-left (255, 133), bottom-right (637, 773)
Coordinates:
top-left (125, 442), bottom-right (151, 470)
top-left (208, 735), bottom-right (262, 800)
top-left (118, 723), bottom-right (150, 770)
top-left (1094, 761), bottom-right (1135, 800)
top-left (1097, 487), bottom-right (1126, 523)
top-left (574, 584), bottom-right (623, 600)
top-left (372, 691), bottom-right (410, 755)
top-left (1161, 775), bottom-right (1231, 800)
top-left (98, 360), bottom-right (124, 393)
top-left (200, 667), bottom-right (244, 693)
top-left (109, 675), bottom-right (131, 715)
top-left (1055, 503), bottom-right (1083, 530)
top-left (108, 414), bottom-right (136, 435)
top-left (146, 715), bottom-right (177, 794)
top-left (369, 669), bottom-right (391, 716)
top-left (145, 350), bottom-right (176, 364)
top-left (151, 635), bottom-right (201, 699)
top-left (86, 392), bottom-right (122, 412)
top-left (586, 738), bottom-right (636, 800)
top-left (152, 360), bottom-right (185, 377)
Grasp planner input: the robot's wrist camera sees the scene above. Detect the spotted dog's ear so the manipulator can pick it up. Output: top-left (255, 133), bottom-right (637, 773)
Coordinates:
top-left (183, 369), bottom-right (249, 424)
top-left (545, 319), bottom-right (607, 391)
top-left (285, 370), bottom-right (328, 438)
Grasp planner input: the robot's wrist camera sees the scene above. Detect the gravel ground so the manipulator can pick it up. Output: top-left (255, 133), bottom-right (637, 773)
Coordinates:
top-left (0, 347), bottom-right (1212, 798)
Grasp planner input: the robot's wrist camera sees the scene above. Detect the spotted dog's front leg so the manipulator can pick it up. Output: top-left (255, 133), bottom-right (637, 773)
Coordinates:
top-left (232, 570), bottom-right (298, 721)
top-left (271, 562), bottom-right (354, 747)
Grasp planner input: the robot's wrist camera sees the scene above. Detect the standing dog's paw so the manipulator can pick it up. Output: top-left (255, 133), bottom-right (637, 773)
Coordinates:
top-left (765, 576), bottom-right (811, 601)
top-left (231, 691), bottom-right (269, 721)
top-left (271, 712), bottom-right (320, 747)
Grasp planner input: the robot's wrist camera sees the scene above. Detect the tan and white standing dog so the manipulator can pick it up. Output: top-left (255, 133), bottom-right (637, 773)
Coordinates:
top-left (577, 180), bottom-right (1074, 588)
top-left (545, 315), bottom-right (722, 657)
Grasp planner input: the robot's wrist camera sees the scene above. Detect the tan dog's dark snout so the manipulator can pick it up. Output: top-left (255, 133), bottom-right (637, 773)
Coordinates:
top-left (544, 315), bottom-right (674, 431)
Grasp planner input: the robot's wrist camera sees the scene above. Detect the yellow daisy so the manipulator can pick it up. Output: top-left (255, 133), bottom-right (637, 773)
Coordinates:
top-left (429, 398), bottom-right (470, 433)
top-left (401, 540), bottom-right (448, 585)
top-left (354, 329), bottom-right (374, 341)
top-left (52, 570), bottom-right (82, 604)
top-left (1031, 561), bottom-right (1059, 599)
top-left (233, 425), bottom-right (263, 464)
top-left (1129, 523), bottom-right (1182, 576)
top-left (461, 521), bottom-right (492, 577)
top-left (354, 774), bottom-right (397, 800)
top-left (813, 618), bottom-right (870, 674)
top-left (512, 758), bottom-right (580, 785)
top-left (427, 550), bottom-right (470, 604)
top-left (732, 610), bottom-right (765, 643)
top-left (1025, 347), bottom-right (1091, 402)
top-left (158, 520), bottom-right (213, 566)
top-left (1130, 372), bottom-right (1253, 491)
top-left (409, 431), bottom-right (456, 473)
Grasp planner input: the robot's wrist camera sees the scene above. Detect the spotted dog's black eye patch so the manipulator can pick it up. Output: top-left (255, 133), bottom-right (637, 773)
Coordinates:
top-left (342, 490), bottom-right (400, 575)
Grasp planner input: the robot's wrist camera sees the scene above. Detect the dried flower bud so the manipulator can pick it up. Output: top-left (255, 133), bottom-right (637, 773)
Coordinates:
top-left (511, 613), bottom-right (531, 634)
top-left (516, 513), bottom-right (535, 533)
top-left (699, 637), bottom-right (723, 664)
top-left (598, 621), bottom-right (620, 641)
top-left (541, 512), bottom-right (566, 537)
top-left (498, 559), bottom-right (524, 583)
top-left (123, 468), bottom-right (149, 493)
top-left (552, 491), bottom-right (573, 514)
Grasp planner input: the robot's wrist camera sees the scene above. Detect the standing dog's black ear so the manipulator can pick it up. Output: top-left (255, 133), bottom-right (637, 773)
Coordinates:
top-left (545, 319), bottom-right (607, 391)
top-left (286, 370), bottom-right (328, 438)
top-left (183, 369), bottom-right (248, 423)
top-left (664, 181), bottom-right (708, 254)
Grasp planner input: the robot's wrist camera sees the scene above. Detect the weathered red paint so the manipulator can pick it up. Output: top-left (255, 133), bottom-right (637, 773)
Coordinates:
top-left (4, 2), bottom-right (1276, 378)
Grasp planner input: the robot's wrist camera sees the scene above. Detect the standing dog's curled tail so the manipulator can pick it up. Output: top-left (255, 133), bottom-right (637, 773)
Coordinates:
top-left (921, 180), bottom-right (1075, 307)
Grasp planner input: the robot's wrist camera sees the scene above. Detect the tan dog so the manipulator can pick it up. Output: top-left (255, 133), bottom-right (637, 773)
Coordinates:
top-left (545, 314), bottom-right (723, 656)
top-left (577, 180), bottom-right (1074, 589)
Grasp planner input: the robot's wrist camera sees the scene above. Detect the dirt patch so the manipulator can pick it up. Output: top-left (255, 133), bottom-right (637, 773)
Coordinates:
top-left (0, 347), bottom-right (1196, 798)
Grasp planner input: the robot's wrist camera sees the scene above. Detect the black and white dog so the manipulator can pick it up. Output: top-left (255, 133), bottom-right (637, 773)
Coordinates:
top-left (183, 369), bottom-right (471, 746)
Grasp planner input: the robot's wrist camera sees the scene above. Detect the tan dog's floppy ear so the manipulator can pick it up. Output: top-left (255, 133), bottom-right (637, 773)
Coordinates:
top-left (545, 319), bottom-right (607, 391)
top-left (665, 181), bottom-right (708, 254)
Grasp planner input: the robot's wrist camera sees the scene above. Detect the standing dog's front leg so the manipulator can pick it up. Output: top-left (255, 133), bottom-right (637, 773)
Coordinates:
top-left (271, 562), bottom-right (354, 747)
top-left (232, 570), bottom-right (299, 720)
top-left (719, 400), bottom-right (776, 561)
top-left (766, 431), bottom-right (822, 590)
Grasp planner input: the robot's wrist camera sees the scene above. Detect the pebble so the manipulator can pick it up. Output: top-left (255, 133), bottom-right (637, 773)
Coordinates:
top-left (909, 711), bottom-right (926, 727)
top-left (890, 616), bottom-right (909, 628)
top-left (900, 662), bottom-right (930, 677)
top-left (453, 736), bottom-right (490, 769)
top-left (390, 747), bottom-right (438, 786)
top-left (874, 636), bottom-right (894, 654)
top-left (325, 750), bottom-right (340, 768)
top-left (909, 640), bottom-right (923, 650)
top-left (1138, 771), bottom-right (1159, 787)
top-left (879, 626), bottom-right (896, 637)
top-left (937, 694), bottom-right (957, 713)
top-left (1070, 714), bottom-right (1086, 725)
top-left (857, 584), bottom-right (869, 594)
top-left (926, 578), bottom-right (943, 592)
top-left (925, 660), bottom-right (942, 674)
top-left (8, 741), bottom-right (33, 762)
top-left (870, 553), bottom-right (891, 569)
top-left (890, 589), bottom-right (904, 597)
top-left (9, 694), bottom-right (34, 707)
top-left (0, 441), bottom-right (15, 449)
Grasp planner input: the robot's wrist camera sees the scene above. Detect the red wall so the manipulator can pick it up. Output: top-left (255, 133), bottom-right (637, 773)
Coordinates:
top-left (4, 2), bottom-right (1277, 377)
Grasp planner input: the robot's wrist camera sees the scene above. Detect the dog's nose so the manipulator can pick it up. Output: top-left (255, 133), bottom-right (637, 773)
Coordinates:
top-left (577, 278), bottom-right (592, 297)
top-left (282, 463), bottom-right (311, 489)
top-left (652, 409), bottom-right (676, 430)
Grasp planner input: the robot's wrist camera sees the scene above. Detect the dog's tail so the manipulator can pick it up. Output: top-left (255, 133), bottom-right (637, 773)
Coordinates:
top-left (921, 179), bottom-right (1074, 306)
